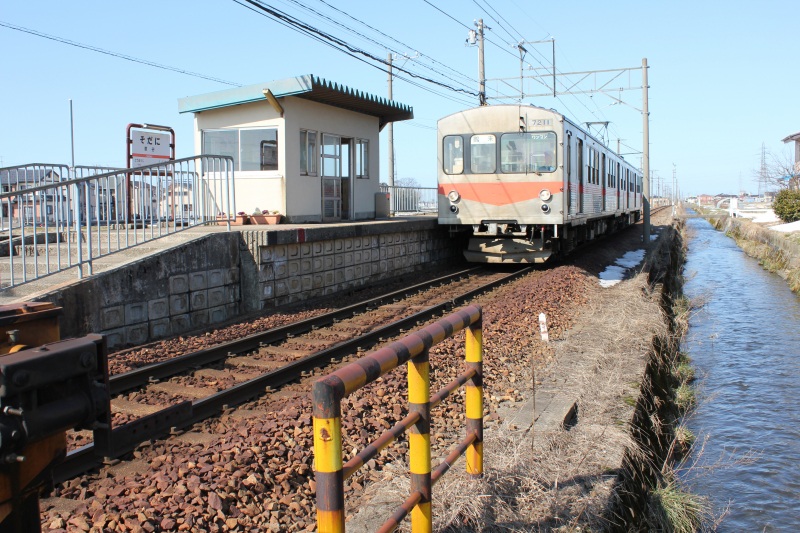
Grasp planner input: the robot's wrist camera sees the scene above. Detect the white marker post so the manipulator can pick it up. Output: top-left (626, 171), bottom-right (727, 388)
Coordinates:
top-left (539, 313), bottom-right (549, 342)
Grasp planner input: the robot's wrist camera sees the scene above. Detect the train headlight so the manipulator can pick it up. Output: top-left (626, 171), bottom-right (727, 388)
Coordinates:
top-left (541, 204), bottom-right (551, 213)
top-left (449, 205), bottom-right (459, 214)
top-left (447, 190), bottom-right (461, 203)
top-left (539, 189), bottom-right (552, 202)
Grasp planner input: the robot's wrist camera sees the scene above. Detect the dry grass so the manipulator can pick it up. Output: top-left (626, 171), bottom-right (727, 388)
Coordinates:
top-left (366, 271), bottom-right (669, 532)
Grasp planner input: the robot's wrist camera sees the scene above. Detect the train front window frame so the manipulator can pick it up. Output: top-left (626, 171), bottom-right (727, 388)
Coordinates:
top-left (469, 134), bottom-right (497, 174)
top-left (442, 135), bottom-right (464, 175)
top-left (499, 132), bottom-right (557, 174)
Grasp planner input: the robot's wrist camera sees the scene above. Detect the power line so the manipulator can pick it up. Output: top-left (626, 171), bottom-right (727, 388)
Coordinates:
top-left (471, 0), bottom-right (522, 46)
top-left (235, 0), bottom-right (480, 100)
top-left (0, 20), bottom-right (240, 87)
top-left (283, 0), bottom-right (478, 92)
top-left (310, 0), bottom-right (479, 87)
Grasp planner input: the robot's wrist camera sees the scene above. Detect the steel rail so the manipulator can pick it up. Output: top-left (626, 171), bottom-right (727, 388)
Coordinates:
top-left (109, 266), bottom-right (483, 395)
top-left (54, 266), bottom-right (533, 483)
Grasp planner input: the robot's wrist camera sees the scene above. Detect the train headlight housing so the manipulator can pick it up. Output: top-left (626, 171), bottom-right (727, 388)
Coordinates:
top-left (541, 204), bottom-right (551, 213)
top-left (449, 205), bottom-right (459, 214)
top-left (447, 190), bottom-right (461, 203)
top-left (539, 189), bottom-right (552, 202)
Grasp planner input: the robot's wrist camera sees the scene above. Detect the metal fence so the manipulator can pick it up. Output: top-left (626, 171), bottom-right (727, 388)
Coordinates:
top-left (0, 156), bottom-right (234, 289)
top-left (380, 185), bottom-right (438, 214)
top-left (313, 304), bottom-right (484, 532)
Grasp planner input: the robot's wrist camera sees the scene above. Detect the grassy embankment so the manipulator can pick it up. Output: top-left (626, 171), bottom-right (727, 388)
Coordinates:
top-left (692, 204), bottom-right (800, 293)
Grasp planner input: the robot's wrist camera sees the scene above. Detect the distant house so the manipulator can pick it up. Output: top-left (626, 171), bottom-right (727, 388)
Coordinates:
top-left (0, 168), bottom-right (63, 223)
top-left (696, 194), bottom-right (715, 206)
top-left (179, 74), bottom-right (413, 223)
top-left (781, 131), bottom-right (800, 190)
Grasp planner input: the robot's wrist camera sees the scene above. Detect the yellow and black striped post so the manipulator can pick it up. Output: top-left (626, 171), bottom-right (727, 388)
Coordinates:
top-left (408, 348), bottom-right (432, 532)
top-left (313, 378), bottom-right (345, 533)
top-left (465, 318), bottom-right (483, 478)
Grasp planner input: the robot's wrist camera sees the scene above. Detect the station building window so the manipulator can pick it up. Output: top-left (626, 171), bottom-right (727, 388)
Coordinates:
top-left (201, 127), bottom-right (279, 171)
top-left (300, 130), bottom-right (317, 176)
top-left (356, 139), bottom-right (369, 179)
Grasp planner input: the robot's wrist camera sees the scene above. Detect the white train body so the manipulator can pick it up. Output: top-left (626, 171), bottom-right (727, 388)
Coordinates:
top-left (437, 105), bottom-right (642, 263)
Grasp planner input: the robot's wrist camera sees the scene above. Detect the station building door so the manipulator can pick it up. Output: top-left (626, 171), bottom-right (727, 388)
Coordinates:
top-left (321, 134), bottom-right (354, 222)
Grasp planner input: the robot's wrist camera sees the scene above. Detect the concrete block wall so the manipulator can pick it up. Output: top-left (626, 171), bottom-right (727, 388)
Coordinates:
top-left (42, 233), bottom-right (241, 350)
top-left (37, 219), bottom-right (464, 350)
top-left (239, 219), bottom-right (462, 310)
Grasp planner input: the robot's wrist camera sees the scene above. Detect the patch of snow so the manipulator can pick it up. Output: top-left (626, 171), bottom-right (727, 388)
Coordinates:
top-left (598, 248), bottom-right (646, 288)
top-left (599, 265), bottom-right (625, 287)
top-left (770, 220), bottom-right (800, 233)
top-left (747, 210), bottom-right (781, 223)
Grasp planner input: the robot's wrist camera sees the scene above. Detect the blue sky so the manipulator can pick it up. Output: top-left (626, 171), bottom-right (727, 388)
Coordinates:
top-left (1, 0), bottom-right (797, 196)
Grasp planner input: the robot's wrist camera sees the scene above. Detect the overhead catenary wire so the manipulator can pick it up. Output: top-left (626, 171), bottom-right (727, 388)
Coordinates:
top-left (236, 0), bottom-right (480, 100)
top-left (310, 0), bottom-right (480, 87)
top-left (279, 0), bottom-right (479, 92)
top-left (0, 20), bottom-right (241, 86)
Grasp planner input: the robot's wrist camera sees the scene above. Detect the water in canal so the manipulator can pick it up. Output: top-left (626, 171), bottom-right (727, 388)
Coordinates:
top-left (681, 215), bottom-right (800, 531)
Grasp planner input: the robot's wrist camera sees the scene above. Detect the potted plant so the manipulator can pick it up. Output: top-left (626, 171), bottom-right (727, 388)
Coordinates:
top-left (264, 210), bottom-right (283, 224)
top-left (251, 209), bottom-right (282, 224)
top-left (234, 211), bottom-right (251, 225)
top-left (250, 208), bottom-right (268, 225)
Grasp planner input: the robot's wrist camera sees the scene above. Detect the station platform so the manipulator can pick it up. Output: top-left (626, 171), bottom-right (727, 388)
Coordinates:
top-left (0, 215), bottom-right (463, 349)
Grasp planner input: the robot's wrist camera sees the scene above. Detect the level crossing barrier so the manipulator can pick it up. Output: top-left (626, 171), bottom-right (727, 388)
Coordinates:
top-left (0, 156), bottom-right (234, 289)
top-left (312, 304), bottom-right (484, 532)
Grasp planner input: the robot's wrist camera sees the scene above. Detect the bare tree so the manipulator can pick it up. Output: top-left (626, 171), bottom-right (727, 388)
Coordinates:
top-left (757, 147), bottom-right (800, 190)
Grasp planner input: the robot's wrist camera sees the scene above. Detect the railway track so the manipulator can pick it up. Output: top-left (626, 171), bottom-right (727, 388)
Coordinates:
top-left (57, 265), bottom-right (535, 483)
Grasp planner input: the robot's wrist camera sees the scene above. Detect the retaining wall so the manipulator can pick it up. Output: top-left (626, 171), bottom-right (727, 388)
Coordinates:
top-left (37, 219), bottom-right (464, 349)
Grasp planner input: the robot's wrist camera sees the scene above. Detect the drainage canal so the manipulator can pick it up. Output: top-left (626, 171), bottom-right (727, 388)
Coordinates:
top-left (682, 215), bottom-right (800, 531)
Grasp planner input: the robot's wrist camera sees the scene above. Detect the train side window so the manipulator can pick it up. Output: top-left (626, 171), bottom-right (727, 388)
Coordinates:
top-left (470, 134), bottom-right (497, 174)
top-left (443, 135), bottom-right (464, 175)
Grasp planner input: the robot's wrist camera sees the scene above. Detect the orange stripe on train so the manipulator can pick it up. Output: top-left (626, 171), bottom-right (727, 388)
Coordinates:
top-left (438, 181), bottom-right (562, 206)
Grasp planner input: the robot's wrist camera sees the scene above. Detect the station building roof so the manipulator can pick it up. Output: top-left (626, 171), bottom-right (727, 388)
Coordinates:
top-left (178, 74), bottom-right (413, 128)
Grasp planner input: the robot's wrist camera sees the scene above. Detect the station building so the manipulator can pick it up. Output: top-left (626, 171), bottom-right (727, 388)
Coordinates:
top-left (178, 75), bottom-right (413, 223)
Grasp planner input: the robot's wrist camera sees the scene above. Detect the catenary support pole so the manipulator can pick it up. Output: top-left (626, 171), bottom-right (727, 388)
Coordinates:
top-left (642, 58), bottom-right (651, 247)
top-left (387, 52), bottom-right (395, 187)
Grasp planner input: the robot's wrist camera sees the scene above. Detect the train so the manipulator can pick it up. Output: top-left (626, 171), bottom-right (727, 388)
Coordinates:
top-left (437, 104), bottom-right (643, 263)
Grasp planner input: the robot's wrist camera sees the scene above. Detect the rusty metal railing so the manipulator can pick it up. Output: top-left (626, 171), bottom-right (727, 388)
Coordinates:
top-left (312, 304), bottom-right (484, 532)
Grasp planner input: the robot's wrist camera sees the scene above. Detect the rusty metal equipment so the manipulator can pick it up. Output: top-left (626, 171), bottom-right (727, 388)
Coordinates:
top-left (0, 303), bottom-right (109, 532)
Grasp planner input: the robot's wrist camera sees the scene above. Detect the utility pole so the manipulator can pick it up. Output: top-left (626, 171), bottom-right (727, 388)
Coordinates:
top-left (759, 142), bottom-right (767, 197)
top-left (642, 58), bottom-right (650, 244)
top-left (477, 19), bottom-right (486, 106)
top-left (387, 52), bottom-right (395, 187)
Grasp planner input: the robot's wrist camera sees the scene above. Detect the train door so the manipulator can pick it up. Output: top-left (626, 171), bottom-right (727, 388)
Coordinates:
top-left (601, 153), bottom-right (607, 212)
top-left (566, 132), bottom-right (574, 215)
top-left (616, 163), bottom-right (621, 211)
top-left (577, 138), bottom-right (584, 214)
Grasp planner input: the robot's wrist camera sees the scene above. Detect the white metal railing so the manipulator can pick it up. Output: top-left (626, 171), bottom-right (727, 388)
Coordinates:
top-left (380, 185), bottom-right (438, 214)
top-left (0, 156), bottom-right (234, 290)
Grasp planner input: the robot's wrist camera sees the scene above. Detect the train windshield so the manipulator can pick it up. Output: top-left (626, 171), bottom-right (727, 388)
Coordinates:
top-left (470, 134), bottom-right (497, 174)
top-left (500, 132), bottom-right (557, 173)
top-left (443, 135), bottom-right (464, 174)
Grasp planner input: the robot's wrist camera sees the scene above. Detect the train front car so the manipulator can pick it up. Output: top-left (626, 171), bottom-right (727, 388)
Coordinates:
top-left (438, 105), bottom-right (565, 263)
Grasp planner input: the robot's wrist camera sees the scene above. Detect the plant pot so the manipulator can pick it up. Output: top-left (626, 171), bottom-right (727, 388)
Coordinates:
top-left (252, 214), bottom-right (282, 224)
